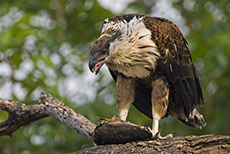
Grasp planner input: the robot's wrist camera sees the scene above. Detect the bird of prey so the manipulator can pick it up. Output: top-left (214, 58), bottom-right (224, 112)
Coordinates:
top-left (89, 14), bottom-right (206, 138)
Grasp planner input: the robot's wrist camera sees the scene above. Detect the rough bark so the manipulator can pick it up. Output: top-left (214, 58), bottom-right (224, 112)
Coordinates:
top-left (0, 92), bottom-right (96, 141)
top-left (0, 99), bottom-right (47, 137)
top-left (76, 134), bottom-right (230, 154)
top-left (0, 92), bottom-right (229, 153)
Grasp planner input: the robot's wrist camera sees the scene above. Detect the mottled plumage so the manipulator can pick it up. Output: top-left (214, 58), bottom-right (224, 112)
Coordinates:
top-left (89, 14), bottom-right (205, 137)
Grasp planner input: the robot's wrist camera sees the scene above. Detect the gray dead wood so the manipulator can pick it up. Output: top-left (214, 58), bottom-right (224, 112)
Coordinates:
top-left (76, 134), bottom-right (230, 154)
top-left (0, 92), bottom-right (229, 154)
top-left (0, 92), bottom-right (96, 141)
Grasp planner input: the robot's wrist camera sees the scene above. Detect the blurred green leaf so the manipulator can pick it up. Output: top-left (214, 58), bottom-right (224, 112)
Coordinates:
top-left (0, 111), bottom-right (8, 123)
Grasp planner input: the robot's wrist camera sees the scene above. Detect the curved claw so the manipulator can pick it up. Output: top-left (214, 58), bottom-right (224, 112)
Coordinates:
top-left (152, 132), bottom-right (173, 139)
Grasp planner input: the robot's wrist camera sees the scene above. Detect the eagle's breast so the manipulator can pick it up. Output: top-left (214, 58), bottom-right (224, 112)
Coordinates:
top-left (105, 17), bottom-right (160, 78)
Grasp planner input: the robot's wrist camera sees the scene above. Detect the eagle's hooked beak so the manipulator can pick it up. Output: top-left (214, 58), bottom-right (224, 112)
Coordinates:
top-left (89, 56), bottom-right (105, 75)
top-left (89, 34), bottom-right (111, 75)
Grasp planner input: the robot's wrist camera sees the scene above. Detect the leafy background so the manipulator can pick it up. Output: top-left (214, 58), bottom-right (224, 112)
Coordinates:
top-left (0, 0), bottom-right (229, 153)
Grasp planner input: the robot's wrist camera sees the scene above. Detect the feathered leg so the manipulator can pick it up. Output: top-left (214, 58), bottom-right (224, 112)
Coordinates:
top-left (151, 76), bottom-right (172, 138)
top-left (116, 74), bottom-right (135, 121)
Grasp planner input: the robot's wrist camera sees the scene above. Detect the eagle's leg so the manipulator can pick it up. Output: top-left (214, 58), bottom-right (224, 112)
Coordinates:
top-left (116, 74), bottom-right (135, 121)
top-left (151, 77), bottom-right (172, 138)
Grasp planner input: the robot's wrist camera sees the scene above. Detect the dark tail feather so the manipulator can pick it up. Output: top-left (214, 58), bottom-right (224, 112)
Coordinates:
top-left (180, 108), bottom-right (206, 128)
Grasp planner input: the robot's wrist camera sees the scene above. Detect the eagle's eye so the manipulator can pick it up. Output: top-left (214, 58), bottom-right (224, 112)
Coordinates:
top-left (101, 48), bottom-right (107, 54)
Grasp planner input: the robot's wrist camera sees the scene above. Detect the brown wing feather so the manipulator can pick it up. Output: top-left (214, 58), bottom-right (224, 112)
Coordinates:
top-left (142, 16), bottom-right (204, 118)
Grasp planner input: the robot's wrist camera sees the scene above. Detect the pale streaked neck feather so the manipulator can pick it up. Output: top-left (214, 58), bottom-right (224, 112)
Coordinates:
top-left (105, 17), bottom-right (160, 78)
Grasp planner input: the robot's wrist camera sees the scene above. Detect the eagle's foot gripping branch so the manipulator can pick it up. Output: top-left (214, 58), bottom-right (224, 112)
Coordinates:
top-left (152, 132), bottom-right (173, 140)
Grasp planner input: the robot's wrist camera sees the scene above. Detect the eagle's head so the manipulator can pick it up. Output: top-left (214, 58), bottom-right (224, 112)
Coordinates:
top-left (89, 14), bottom-right (159, 78)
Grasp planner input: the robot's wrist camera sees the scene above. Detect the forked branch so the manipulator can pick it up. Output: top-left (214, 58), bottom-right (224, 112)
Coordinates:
top-left (0, 93), bottom-right (229, 154)
top-left (0, 92), bottom-right (96, 141)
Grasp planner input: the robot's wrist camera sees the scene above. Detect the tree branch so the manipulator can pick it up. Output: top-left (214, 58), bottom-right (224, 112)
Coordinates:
top-left (0, 93), bottom-right (229, 153)
top-left (76, 134), bottom-right (230, 154)
top-left (0, 92), bottom-right (96, 141)
top-left (0, 99), bottom-right (47, 137)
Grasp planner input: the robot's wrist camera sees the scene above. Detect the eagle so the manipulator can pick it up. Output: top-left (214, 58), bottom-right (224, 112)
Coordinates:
top-left (89, 14), bottom-right (206, 138)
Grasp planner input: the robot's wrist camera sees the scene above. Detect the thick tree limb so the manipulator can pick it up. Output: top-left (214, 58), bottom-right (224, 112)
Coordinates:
top-left (0, 93), bottom-right (229, 153)
top-left (0, 99), bottom-right (47, 137)
top-left (0, 92), bottom-right (96, 141)
top-left (76, 134), bottom-right (230, 154)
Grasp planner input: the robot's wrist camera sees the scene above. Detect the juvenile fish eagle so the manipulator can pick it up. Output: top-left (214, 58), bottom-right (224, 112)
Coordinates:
top-left (89, 14), bottom-right (206, 138)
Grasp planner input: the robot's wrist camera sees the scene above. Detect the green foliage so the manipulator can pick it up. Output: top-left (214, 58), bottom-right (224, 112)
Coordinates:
top-left (0, 111), bottom-right (8, 123)
top-left (0, 0), bottom-right (229, 153)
